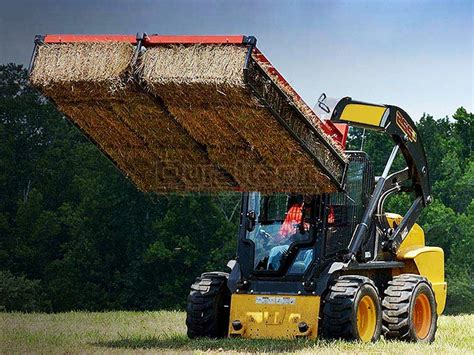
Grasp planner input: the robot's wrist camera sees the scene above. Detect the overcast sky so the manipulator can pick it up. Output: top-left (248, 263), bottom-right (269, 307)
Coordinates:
top-left (0, 0), bottom-right (472, 120)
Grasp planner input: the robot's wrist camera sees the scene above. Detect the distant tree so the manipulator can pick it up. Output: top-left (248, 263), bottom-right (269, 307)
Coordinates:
top-left (0, 270), bottom-right (51, 312)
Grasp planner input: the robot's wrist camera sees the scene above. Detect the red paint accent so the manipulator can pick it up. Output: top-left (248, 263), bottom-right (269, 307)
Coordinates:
top-left (43, 34), bottom-right (245, 45)
top-left (323, 120), bottom-right (348, 148)
top-left (396, 111), bottom-right (417, 142)
top-left (252, 48), bottom-right (303, 101)
top-left (145, 35), bottom-right (245, 44)
top-left (333, 123), bottom-right (349, 149)
top-left (44, 34), bottom-right (138, 43)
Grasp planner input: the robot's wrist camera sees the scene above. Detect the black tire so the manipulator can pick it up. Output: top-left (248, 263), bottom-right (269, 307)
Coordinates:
top-left (186, 272), bottom-right (231, 339)
top-left (322, 275), bottom-right (382, 342)
top-left (382, 274), bottom-right (437, 343)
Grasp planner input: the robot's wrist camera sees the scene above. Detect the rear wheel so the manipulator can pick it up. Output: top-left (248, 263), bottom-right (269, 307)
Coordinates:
top-left (322, 275), bottom-right (382, 342)
top-left (382, 274), bottom-right (437, 343)
top-left (186, 272), bottom-right (231, 338)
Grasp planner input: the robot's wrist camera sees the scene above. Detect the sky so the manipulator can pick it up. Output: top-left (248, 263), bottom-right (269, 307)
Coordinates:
top-left (0, 0), bottom-right (472, 120)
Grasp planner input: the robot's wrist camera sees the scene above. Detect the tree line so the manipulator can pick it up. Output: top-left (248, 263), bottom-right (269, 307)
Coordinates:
top-left (0, 64), bottom-right (472, 314)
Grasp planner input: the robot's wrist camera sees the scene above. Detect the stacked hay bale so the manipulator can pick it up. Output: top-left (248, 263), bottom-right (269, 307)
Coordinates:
top-left (30, 42), bottom-right (233, 192)
top-left (139, 45), bottom-right (269, 191)
top-left (30, 40), bottom-right (346, 194)
top-left (139, 44), bottom-right (346, 193)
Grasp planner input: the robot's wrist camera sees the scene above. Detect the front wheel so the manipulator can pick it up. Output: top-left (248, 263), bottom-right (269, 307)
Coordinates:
top-left (186, 272), bottom-right (231, 338)
top-left (382, 274), bottom-right (437, 343)
top-left (322, 275), bottom-right (382, 342)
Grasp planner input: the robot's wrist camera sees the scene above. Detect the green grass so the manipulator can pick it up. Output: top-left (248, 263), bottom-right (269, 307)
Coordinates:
top-left (1, 311), bottom-right (473, 354)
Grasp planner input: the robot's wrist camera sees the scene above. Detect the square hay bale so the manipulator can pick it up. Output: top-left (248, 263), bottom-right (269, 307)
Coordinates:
top-left (55, 102), bottom-right (162, 191)
top-left (30, 42), bottom-right (234, 192)
top-left (139, 44), bottom-right (346, 193)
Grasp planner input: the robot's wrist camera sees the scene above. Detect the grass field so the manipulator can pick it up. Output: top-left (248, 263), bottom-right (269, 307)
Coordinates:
top-left (1, 311), bottom-right (473, 354)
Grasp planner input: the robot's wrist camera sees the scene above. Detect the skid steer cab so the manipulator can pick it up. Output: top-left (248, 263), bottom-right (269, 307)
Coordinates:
top-left (186, 98), bottom-right (446, 343)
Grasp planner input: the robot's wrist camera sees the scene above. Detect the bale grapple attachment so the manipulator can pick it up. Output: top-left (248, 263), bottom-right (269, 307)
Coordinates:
top-left (29, 34), bottom-right (348, 194)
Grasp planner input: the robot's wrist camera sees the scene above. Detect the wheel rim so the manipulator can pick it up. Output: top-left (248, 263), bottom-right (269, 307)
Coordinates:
top-left (413, 293), bottom-right (432, 339)
top-left (357, 295), bottom-right (377, 342)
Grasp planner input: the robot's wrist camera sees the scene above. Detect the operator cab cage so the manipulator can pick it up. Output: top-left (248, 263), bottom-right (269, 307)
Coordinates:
top-left (237, 151), bottom-right (374, 278)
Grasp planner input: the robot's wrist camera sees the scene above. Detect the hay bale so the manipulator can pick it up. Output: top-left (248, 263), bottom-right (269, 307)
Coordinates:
top-left (149, 104), bottom-right (283, 191)
top-left (139, 45), bottom-right (277, 190)
top-left (56, 102), bottom-right (161, 191)
top-left (30, 42), bottom-right (133, 98)
top-left (30, 42), bottom-right (233, 192)
top-left (139, 44), bottom-right (346, 193)
top-left (108, 94), bottom-right (234, 191)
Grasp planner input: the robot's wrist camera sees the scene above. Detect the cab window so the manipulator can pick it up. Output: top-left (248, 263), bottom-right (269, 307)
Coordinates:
top-left (246, 193), bottom-right (316, 273)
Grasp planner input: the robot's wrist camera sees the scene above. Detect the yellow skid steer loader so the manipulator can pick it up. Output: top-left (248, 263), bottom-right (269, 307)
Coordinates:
top-left (29, 34), bottom-right (446, 343)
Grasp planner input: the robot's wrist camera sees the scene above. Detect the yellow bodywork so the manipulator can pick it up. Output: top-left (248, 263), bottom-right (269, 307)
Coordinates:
top-left (386, 213), bottom-right (447, 314)
top-left (227, 214), bottom-right (446, 340)
top-left (340, 103), bottom-right (387, 128)
top-left (228, 294), bottom-right (320, 339)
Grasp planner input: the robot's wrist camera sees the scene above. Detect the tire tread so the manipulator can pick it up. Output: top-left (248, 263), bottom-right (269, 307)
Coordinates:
top-left (186, 272), bottom-right (230, 338)
top-left (382, 273), bottom-right (437, 342)
top-left (322, 275), bottom-right (380, 341)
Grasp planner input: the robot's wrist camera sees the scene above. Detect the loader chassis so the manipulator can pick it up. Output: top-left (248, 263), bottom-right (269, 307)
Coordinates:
top-left (187, 99), bottom-right (446, 343)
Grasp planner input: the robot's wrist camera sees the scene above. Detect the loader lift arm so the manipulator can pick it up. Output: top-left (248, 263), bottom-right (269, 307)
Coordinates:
top-left (329, 97), bottom-right (432, 258)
